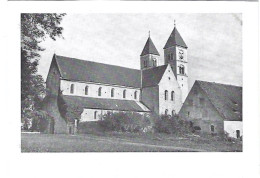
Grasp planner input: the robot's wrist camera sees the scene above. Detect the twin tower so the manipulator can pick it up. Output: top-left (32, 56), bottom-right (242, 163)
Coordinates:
top-left (140, 25), bottom-right (189, 102)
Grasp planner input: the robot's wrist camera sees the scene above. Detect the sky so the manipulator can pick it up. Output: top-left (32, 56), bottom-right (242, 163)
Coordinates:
top-left (38, 13), bottom-right (242, 89)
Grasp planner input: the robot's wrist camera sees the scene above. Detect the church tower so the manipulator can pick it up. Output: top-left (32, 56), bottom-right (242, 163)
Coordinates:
top-left (163, 23), bottom-right (188, 103)
top-left (140, 32), bottom-right (161, 70)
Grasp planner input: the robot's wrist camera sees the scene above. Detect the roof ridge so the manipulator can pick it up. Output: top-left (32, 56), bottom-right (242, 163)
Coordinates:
top-left (55, 54), bottom-right (141, 72)
top-left (196, 80), bottom-right (242, 88)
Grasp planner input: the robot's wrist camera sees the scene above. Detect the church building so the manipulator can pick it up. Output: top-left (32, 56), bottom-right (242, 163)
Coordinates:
top-left (43, 25), bottom-right (189, 134)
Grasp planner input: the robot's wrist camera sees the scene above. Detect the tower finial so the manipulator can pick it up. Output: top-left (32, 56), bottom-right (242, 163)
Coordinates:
top-left (174, 19), bottom-right (176, 28)
top-left (149, 30), bottom-right (150, 37)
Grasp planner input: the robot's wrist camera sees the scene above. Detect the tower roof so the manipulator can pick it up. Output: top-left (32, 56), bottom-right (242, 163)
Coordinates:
top-left (140, 36), bottom-right (160, 56)
top-left (164, 27), bottom-right (187, 49)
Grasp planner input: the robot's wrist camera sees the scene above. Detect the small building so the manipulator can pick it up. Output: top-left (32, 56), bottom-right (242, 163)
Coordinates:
top-left (179, 80), bottom-right (242, 139)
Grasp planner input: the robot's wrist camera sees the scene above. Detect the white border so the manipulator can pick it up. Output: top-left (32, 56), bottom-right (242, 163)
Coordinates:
top-left (1, 2), bottom-right (259, 178)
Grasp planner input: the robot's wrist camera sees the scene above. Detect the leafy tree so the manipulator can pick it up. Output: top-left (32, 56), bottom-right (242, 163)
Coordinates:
top-left (21, 13), bottom-right (66, 128)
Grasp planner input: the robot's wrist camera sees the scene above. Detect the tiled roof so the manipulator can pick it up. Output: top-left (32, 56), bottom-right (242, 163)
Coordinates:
top-left (140, 37), bottom-right (160, 56)
top-left (164, 27), bottom-right (188, 49)
top-left (142, 65), bottom-right (168, 88)
top-left (196, 80), bottom-right (242, 121)
top-left (54, 55), bottom-right (141, 88)
top-left (62, 95), bottom-right (150, 112)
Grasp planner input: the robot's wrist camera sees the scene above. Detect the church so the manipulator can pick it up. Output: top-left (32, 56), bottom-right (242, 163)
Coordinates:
top-left (44, 24), bottom-right (189, 134)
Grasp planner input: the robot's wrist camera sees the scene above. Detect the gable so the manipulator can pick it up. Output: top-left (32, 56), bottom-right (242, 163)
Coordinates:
top-left (54, 54), bottom-right (141, 88)
top-left (141, 65), bottom-right (168, 88)
top-left (158, 64), bottom-right (179, 87)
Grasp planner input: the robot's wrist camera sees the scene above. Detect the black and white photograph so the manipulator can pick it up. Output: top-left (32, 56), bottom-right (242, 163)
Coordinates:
top-left (21, 13), bottom-right (243, 152)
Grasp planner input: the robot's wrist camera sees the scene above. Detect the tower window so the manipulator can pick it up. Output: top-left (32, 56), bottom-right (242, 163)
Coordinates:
top-left (134, 91), bottom-right (138, 99)
top-left (164, 90), bottom-right (168, 100)
top-left (171, 91), bottom-right (175, 101)
top-left (123, 90), bottom-right (126, 98)
top-left (144, 60), bottom-right (147, 67)
top-left (111, 88), bottom-right (114, 97)
top-left (85, 86), bottom-right (88, 95)
top-left (70, 84), bottom-right (74, 94)
top-left (170, 53), bottom-right (173, 60)
top-left (167, 54), bottom-right (171, 62)
top-left (98, 87), bottom-right (102, 96)
top-left (179, 65), bottom-right (185, 75)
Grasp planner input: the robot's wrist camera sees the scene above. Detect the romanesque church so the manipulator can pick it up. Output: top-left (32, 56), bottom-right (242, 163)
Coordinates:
top-left (44, 25), bottom-right (189, 133)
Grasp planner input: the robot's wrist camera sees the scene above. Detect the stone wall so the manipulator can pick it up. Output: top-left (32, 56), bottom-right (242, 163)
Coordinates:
top-left (179, 83), bottom-right (225, 136)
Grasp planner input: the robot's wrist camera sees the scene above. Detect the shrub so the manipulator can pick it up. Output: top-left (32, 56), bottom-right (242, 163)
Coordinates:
top-left (154, 114), bottom-right (192, 135)
top-left (98, 112), bottom-right (154, 133)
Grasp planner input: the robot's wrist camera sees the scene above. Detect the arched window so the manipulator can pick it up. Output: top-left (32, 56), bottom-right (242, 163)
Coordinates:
top-left (171, 91), bottom-right (175, 101)
top-left (167, 54), bottom-right (171, 62)
top-left (179, 65), bottom-right (185, 75)
top-left (70, 84), bottom-right (74, 94)
top-left (94, 111), bottom-right (98, 120)
top-left (165, 90), bottom-right (168, 100)
top-left (111, 88), bottom-right (114, 97)
top-left (85, 86), bottom-right (88, 95)
top-left (165, 109), bottom-right (168, 115)
top-left (172, 110), bottom-right (175, 116)
top-left (153, 59), bottom-right (157, 67)
top-left (123, 90), bottom-right (126, 98)
top-left (144, 60), bottom-right (147, 67)
top-left (134, 91), bottom-right (138, 100)
top-left (98, 87), bottom-right (102, 96)
top-left (170, 53), bottom-right (173, 60)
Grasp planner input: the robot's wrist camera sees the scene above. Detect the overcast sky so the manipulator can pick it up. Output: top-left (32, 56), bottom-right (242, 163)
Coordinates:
top-left (38, 13), bottom-right (242, 89)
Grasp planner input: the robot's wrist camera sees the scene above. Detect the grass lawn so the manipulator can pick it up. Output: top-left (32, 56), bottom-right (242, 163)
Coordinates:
top-left (21, 132), bottom-right (242, 152)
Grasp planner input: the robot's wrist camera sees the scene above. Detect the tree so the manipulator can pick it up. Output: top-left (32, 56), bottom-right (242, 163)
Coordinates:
top-left (21, 13), bottom-right (66, 128)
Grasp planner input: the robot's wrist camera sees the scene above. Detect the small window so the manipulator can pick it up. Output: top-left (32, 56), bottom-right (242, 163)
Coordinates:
top-left (236, 130), bottom-right (240, 138)
top-left (144, 60), bottom-right (147, 67)
top-left (70, 84), bottom-right (74, 94)
top-left (165, 109), bottom-right (168, 115)
top-left (94, 111), bottom-right (98, 120)
top-left (170, 53), bottom-right (173, 60)
top-left (134, 91), bottom-right (138, 99)
top-left (167, 54), bottom-right (171, 62)
top-left (172, 110), bottom-right (175, 116)
top-left (123, 90), bottom-right (126, 98)
top-left (187, 111), bottom-right (190, 117)
top-left (98, 87), bottom-right (102, 96)
top-left (153, 59), bottom-right (157, 67)
top-left (211, 125), bottom-right (215, 132)
top-left (85, 86), bottom-right (88, 95)
top-left (165, 90), bottom-right (168, 100)
top-left (111, 88), bottom-right (114, 97)
top-left (171, 91), bottom-right (175, 101)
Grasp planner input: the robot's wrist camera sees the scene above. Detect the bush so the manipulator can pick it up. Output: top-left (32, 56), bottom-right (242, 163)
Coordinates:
top-left (98, 112), bottom-right (154, 133)
top-left (154, 114), bottom-right (192, 135)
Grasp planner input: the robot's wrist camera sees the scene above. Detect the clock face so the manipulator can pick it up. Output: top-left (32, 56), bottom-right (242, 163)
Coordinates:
top-left (179, 49), bottom-right (184, 60)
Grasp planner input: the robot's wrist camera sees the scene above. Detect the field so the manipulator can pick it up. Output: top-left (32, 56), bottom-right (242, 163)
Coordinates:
top-left (21, 132), bottom-right (242, 152)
